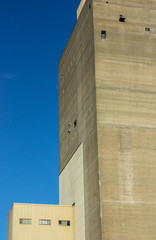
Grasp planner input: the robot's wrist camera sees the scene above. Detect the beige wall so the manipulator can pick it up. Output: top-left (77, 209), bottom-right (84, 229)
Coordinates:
top-left (59, 143), bottom-right (85, 240)
top-left (7, 203), bottom-right (75, 240)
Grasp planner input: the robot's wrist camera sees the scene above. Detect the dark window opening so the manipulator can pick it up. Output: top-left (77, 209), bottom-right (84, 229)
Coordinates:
top-left (145, 27), bottom-right (150, 32)
top-left (101, 30), bottom-right (106, 39)
top-left (89, 4), bottom-right (91, 9)
top-left (106, 1), bottom-right (109, 3)
top-left (74, 120), bottom-right (77, 127)
top-left (59, 220), bottom-right (70, 226)
top-left (119, 15), bottom-right (125, 22)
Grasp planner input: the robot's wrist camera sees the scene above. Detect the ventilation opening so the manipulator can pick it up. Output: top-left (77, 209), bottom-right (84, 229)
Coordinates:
top-left (101, 30), bottom-right (106, 39)
top-left (74, 120), bottom-right (77, 127)
top-left (89, 4), bottom-right (91, 9)
top-left (145, 27), bottom-right (150, 32)
top-left (119, 15), bottom-right (125, 22)
top-left (106, 1), bottom-right (109, 3)
top-left (59, 220), bottom-right (70, 226)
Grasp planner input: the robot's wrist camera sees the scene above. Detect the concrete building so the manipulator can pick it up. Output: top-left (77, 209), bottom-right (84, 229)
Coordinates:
top-left (7, 1), bottom-right (156, 240)
top-left (59, 1), bottom-right (156, 240)
top-left (7, 203), bottom-right (75, 240)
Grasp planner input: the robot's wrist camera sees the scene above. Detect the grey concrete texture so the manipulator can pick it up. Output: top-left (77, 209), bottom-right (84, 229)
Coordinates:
top-left (59, 0), bottom-right (156, 239)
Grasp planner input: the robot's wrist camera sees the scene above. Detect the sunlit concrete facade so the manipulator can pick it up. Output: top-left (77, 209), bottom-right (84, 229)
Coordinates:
top-left (7, 203), bottom-right (75, 240)
top-left (59, 1), bottom-right (156, 240)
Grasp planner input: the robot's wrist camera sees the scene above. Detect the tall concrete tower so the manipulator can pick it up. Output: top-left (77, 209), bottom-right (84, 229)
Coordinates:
top-left (59, 1), bottom-right (156, 240)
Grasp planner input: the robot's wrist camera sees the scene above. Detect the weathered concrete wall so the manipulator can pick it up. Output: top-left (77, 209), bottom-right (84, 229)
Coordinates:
top-left (60, 0), bottom-right (156, 239)
top-left (93, 0), bottom-right (156, 239)
top-left (59, 1), bottom-right (101, 240)
top-left (59, 0), bottom-right (96, 172)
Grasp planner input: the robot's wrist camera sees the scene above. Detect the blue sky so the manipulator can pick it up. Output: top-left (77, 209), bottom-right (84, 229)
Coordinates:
top-left (0, 0), bottom-right (80, 239)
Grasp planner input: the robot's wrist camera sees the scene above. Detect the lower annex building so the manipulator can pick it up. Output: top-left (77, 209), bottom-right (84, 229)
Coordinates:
top-left (7, 203), bottom-right (75, 240)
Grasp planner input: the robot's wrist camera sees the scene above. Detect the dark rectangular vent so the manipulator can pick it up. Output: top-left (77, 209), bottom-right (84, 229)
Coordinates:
top-left (119, 15), bottom-right (125, 22)
top-left (145, 27), bottom-right (150, 32)
top-left (59, 220), bottom-right (70, 226)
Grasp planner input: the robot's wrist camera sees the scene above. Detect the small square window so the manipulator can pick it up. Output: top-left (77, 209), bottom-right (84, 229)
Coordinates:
top-left (39, 219), bottom-right (51, 225)
top-left (59, 220), bottom-right (70, 226)
top-left (119, 15), bottom-right (125, 22)
top-left (19, 218), bottom-right (31, 224)
top-left (101, 30), bottom-right (106, 39)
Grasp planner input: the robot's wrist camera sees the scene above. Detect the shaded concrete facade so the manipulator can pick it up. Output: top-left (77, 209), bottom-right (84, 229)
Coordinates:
top-left (59, 1), bottom-right (101, 239)
top-left (59, 0), bottom-right (156, 240)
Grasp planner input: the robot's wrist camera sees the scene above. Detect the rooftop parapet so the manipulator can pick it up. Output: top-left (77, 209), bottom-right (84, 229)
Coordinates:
top-left (77, 0), bottom-right (86, 19)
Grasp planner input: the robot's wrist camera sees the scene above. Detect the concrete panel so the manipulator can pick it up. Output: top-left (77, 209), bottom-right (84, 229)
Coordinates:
top-left (83, 128), bottom-right (102, 240)
top-left (59, 143), bottom-right (85, 240)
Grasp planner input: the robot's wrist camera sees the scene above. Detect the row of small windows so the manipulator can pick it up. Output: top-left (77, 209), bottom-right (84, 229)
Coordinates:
top-left (101, 27), bottom-right (150, 39)
top-left (19, 218), bottom-right (70, 226)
